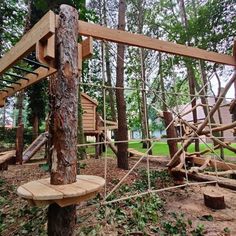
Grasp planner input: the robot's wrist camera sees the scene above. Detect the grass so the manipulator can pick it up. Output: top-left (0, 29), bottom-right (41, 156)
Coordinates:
top-left (85, 141), bottom-right (236, 158)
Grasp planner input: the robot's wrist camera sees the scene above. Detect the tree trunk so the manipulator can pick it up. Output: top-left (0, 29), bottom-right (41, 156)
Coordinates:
top-left (103, 0), bottom-right (117, 129)
top-left (15, 123), bottom-right (24, 164)
top-left (140, 48), bottom-right (152, 153)
top-left (48, 5), bottom-right (78, 235)
top-left (178, 0), bottom-right (199, 152)
top-left (163, 111), bottom-right (178, 158)
top-left (33, 115), bottom-right (39, 140)
top-left (77, 75), bottom-right (87, 160)
top-left (116, 0), bottom-right (129, 170)
top-left (187, 64), bottom-right (199, 152)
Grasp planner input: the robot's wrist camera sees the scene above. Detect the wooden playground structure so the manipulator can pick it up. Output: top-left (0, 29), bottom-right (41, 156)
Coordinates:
top-left (0, 4), bottom-right (236, 235)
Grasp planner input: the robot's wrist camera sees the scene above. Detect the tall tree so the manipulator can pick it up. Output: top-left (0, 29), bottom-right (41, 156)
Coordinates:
top-left (116, 0), bottom-right (129, 170)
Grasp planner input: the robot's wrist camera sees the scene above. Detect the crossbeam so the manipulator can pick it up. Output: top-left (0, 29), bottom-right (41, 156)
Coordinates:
top-left (78, 21), bottom-right (236, 67)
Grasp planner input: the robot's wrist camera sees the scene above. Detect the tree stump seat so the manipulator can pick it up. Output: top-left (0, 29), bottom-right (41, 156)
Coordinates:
top-left (203, 186), bottom-right (226, 209)
top-left (17, 175), bottom-right (105, 207)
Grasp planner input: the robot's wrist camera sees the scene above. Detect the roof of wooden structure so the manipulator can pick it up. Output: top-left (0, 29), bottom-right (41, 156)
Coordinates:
top-left (81, 92), bottom-right (98, 106)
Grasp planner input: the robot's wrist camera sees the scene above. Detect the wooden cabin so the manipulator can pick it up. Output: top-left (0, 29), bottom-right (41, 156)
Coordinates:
top-left (81, 93), bottom-right (98, 134)
top-left (81, 93), bottom-right (118, 158)
top-left (81, 93), bottom-right (118, 135)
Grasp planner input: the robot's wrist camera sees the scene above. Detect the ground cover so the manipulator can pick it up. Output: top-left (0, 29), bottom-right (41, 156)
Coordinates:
top-left (0, 156), bottom-right (235, 235)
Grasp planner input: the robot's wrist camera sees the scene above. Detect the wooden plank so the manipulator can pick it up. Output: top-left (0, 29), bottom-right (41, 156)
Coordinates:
top-left (0, 67), bottom-right (56, 106)
top-left (78, 43), bottom-right (82, 71)
top-left (17, 186), bottom-right (33, 198)
top-left (38, 178), bottom-right (86, 197)
top-left (19, 180), bottom-right (63, 200)
top-left (77, 175), bottom-right (105, 186)
top-left (55, 192), bottom-right (96, 207)
top-left (78, 20), bottom-right (236, 66)
top-left (0, 11), bottom-right (55, 76)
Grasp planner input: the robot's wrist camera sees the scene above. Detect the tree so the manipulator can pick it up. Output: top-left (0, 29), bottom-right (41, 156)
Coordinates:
top-left (116, 0), bottom-right (129, 170)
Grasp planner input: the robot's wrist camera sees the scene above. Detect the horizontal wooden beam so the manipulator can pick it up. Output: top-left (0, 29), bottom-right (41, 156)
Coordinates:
top-left (0, 67), bottom-right (56, 106)
top-left (78, 21), bottom-right (236, 66)
top-left (0, 11), bottom-right (56, 76)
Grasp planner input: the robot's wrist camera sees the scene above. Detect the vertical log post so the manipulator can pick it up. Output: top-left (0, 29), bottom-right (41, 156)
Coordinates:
top-left (163, 111), bottom-right (184, 183)
top-left (15, 123), bottom-right (24, 164)
top-left (163, 111), bottom-right (178, 159)
top-left (48, 5), bottom-right (78, 236)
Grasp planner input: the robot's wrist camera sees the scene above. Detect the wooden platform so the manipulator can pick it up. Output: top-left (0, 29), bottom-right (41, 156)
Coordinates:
top-left (17, 175), bottom-right (105, 207)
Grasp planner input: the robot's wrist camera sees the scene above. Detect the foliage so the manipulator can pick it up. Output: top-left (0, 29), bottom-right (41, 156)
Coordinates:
top-left (0, 126), bottom-right (44, 145)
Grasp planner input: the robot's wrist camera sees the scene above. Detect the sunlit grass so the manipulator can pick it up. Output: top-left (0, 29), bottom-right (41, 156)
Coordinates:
top-left (85, 141), bottom-right (236, 158)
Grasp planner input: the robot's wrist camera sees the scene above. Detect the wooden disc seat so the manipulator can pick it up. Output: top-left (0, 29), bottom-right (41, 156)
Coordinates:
top-left (17, 175), bottom-right (105, 207)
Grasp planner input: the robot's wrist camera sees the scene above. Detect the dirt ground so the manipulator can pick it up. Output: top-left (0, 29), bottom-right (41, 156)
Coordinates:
top-left (0, 152), bottom-right (236, 235)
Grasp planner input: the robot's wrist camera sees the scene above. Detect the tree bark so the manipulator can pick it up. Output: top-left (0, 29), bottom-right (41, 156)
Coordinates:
top-left (33, 115), bottom-right (39, 140)
top-left (178, 0), bottom-right (199, 153)
top-left (163, 111), bottom-right (178, 158)
top-left (48, 5), bottom-right (78, 235)
top-left (15, 123), bottom-right (24, 164)
top-left (116, 0), bottom-right (129, 170)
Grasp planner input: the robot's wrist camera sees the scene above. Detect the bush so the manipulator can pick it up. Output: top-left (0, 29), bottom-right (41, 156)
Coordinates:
top-left (0, 127), bottom-right (43, 145)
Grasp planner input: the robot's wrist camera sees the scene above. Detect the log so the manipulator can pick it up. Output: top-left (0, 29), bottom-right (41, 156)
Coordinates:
top-left (48, 5), bottom-right (78, 236)
top-left (168, 72), bottom-right (236, 167)
top-left (173, 169), bottom-right (236, 191)
top-left (163, 111), bottom-right (178, 159)
top-left (100, 132), bottom-right (117, 156)
top-left (188, 156), bottom-right (236, 171)
top-left (203, 186), bottom-right (226, 209)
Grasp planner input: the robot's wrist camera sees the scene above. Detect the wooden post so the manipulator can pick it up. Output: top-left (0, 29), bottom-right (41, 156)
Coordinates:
top-left (15, 123), bottom-right (24, 164)
top-left (163, 111), bottom-right (183, 184)
top-left (48, 5), bottom-right (78, 236)
top-left (163, 111), bottom-right (178, 159)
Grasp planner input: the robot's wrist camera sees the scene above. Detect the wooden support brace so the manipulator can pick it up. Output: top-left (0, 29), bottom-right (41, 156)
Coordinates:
top-left (36, 35), bottom-right (55, 67)
top-left (81, 37), bottom-right (93, 59)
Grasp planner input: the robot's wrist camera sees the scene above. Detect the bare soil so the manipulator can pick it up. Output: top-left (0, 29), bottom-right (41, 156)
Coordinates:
top-left (0, 151), bottom-right (236, 235)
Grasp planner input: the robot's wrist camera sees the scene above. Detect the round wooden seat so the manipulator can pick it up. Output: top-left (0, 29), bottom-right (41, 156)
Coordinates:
top-left (17, 175), bottom-right (105, 207)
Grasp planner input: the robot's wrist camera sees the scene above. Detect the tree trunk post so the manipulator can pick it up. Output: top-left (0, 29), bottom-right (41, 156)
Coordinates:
top-left (116, 0), bottom-right (129, 170)
top-left (15, 123), bottom-right (24, 164)
top-left (163, 111), bottom-right (178, 159)
top-left (48, 5), bottom-right (79, 236)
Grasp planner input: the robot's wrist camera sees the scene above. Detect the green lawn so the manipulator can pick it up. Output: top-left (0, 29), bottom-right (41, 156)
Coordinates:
top-left (85, 141), bottom-right (236, 158)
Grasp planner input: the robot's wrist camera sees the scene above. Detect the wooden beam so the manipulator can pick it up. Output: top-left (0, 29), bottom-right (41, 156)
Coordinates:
top-left (78, 21), bottom-right (236, 66)
top-left (0, 11), bottom-right (55, 76)
top-left (0, 67), bottom-right (56, 106)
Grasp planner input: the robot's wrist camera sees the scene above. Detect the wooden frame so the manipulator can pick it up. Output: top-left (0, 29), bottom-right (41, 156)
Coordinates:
top-left (0, 11), bottom-right (235, 106)
top-left (0, 11), bottom-right (55, 76)
top-left (78, 20), bottom-right (236, 66)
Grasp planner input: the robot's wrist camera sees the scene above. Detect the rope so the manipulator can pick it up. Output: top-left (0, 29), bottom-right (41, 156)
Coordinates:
top-left (78, 39), bottom-right (235, 206)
